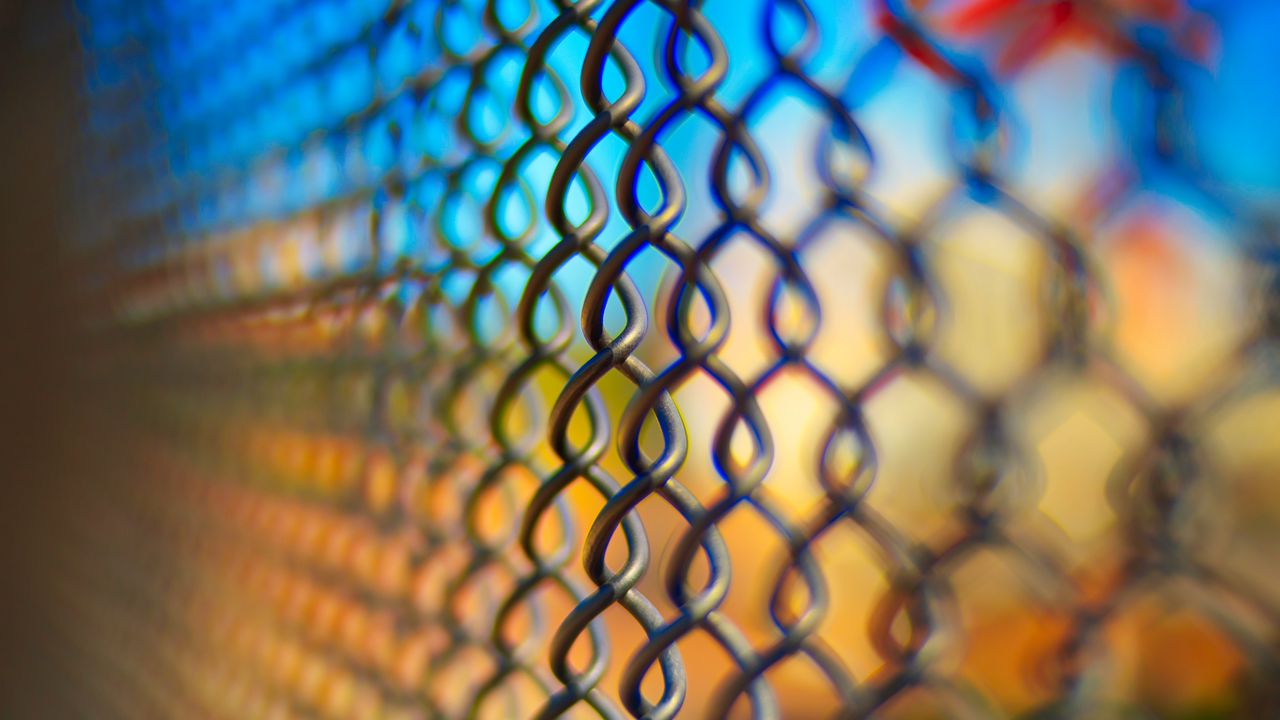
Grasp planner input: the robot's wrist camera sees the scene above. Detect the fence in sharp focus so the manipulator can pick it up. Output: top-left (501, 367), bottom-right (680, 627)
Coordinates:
top-left (63, 0), bottom-right (1280, 717)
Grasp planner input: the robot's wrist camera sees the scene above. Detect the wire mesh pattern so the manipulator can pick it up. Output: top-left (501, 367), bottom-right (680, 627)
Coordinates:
top-left (65, 0), bottom-right (1280, 717)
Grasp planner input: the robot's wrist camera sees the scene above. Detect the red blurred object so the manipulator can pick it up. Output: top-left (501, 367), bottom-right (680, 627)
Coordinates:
top-left (889, 0), bottom-right (1215, 76)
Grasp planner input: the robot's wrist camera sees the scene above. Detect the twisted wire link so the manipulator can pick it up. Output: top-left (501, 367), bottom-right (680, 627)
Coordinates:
top-left (663, 1), bottom-right (1031, 714)
top-left (678, 0), bottom-right (890, 714)
top-left (1028, 7), bottom-right (1280, 713)
top-left (468, 0), bottom-right (620, 712)
top-left (527, 2), bottom-right (692, 712)
top-left (563, 1), bottom-right (777, 716)
top-left (846, 4), bottom-right (1124, 716)
top-left (374, 1), bottom-right (569, 714)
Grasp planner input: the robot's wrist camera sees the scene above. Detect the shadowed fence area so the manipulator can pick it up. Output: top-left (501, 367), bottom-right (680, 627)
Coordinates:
top-left (21, 0), bottom-right (1280, 717)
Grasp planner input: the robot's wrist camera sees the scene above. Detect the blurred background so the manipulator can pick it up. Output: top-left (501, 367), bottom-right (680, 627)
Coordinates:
top-left (3, 0), bottom-right (1280, 717)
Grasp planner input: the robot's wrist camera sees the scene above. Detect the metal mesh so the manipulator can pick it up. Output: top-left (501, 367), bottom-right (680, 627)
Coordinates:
top-left (64, 0), bottom-right (1280, 717)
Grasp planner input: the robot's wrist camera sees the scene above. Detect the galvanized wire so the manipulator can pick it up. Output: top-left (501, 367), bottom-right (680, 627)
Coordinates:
top-left (61, 0), bottom-right (1280, 718)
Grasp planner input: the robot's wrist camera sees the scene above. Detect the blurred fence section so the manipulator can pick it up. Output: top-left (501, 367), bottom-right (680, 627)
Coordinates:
top-left (64, 0), bottom-right (1280, 717)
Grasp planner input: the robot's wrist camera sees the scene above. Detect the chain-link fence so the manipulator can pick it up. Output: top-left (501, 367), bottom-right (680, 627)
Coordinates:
top-left (62, 0), bottom-right (1280, 717)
